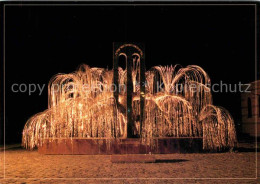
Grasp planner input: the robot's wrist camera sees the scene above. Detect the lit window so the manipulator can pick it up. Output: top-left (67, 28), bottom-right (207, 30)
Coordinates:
top-left (248, 97), bottom-right (252, 118)
top-left (259, 96), bottom-right (260, 117)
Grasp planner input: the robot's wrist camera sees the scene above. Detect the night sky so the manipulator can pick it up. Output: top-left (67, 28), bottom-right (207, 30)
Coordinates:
top-left (0, 4), bottom-right (257, 144)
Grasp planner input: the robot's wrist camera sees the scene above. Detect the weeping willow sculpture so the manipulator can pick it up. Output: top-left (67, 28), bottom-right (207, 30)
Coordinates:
top-left (22, 45), bottom-right (237, 151)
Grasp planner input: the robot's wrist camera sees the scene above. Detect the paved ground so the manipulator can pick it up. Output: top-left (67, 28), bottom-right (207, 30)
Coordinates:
top-left (0, 143), bottom-right (259, 184)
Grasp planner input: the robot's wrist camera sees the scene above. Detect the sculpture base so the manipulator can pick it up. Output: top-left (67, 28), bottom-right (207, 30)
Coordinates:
top-left (111, 154), bottom-right (156, 163)
top-left (38, 137), bottom-right (203, 154)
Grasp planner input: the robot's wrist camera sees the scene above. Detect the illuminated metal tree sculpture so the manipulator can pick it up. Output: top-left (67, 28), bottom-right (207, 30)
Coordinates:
top-left (22, 43), bottom-right (237, 151)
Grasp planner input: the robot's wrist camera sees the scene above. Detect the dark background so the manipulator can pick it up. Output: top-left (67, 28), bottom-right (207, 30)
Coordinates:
top-left (1, 4), bottom-right (257, 144)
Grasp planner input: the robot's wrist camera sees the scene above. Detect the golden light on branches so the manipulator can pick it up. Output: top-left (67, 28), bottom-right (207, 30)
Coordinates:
top-left (22, 62), bottom-right (237, 151)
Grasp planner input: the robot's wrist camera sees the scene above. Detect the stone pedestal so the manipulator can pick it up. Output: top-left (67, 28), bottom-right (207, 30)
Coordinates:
top-left (38, 137), bottom-right (203, 155)
top-left (111, 154), bottom-right (156, 163)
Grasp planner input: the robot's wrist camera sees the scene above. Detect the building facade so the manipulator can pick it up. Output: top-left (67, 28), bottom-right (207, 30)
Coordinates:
top-left (241, 80), bottom-right (260, 137)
